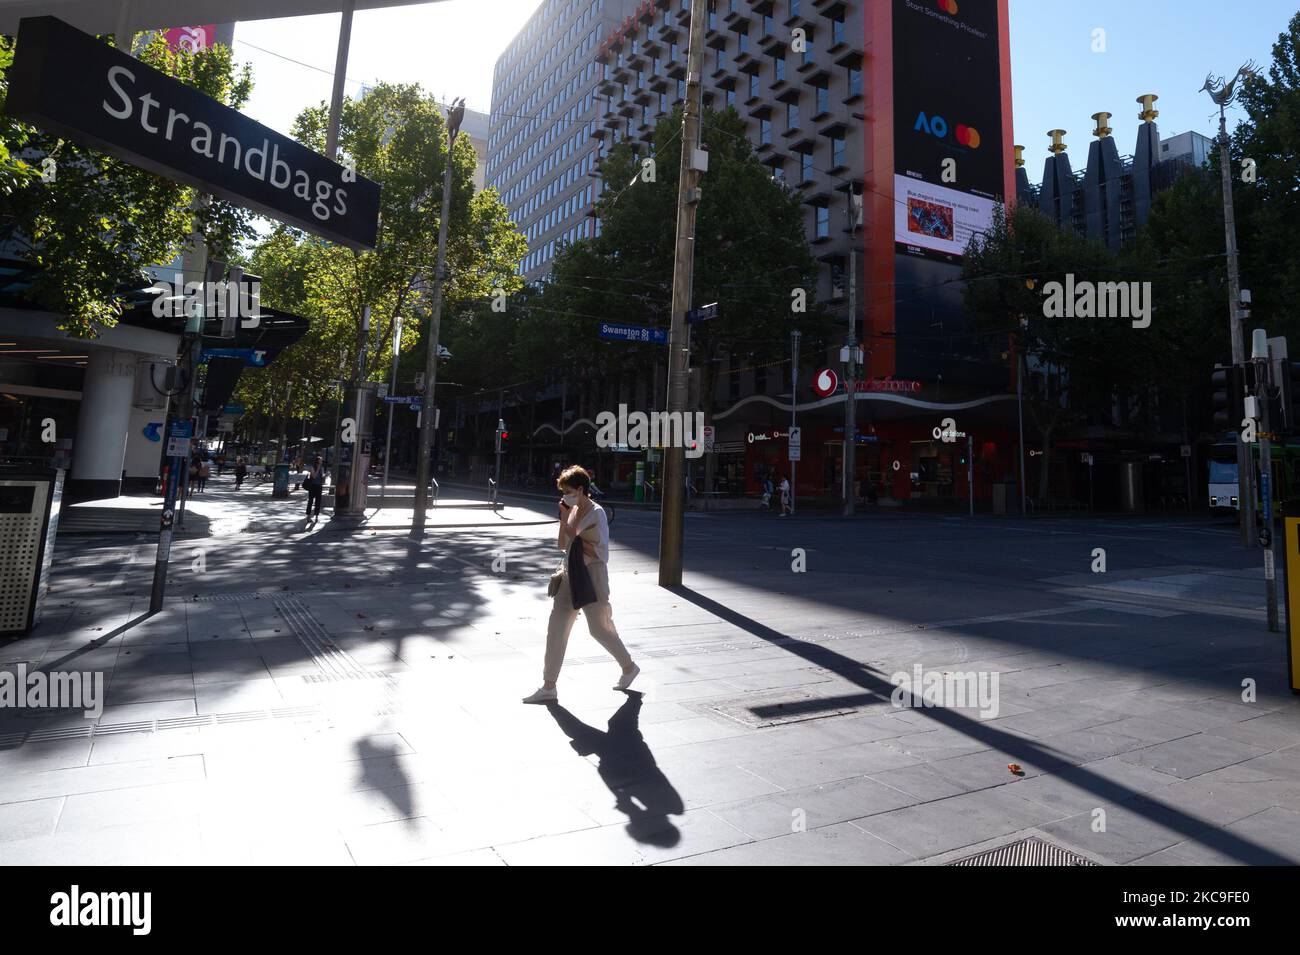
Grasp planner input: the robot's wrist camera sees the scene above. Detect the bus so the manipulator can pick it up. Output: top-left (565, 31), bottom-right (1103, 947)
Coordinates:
top-left (1208, 436), bottom-right (1300, 514)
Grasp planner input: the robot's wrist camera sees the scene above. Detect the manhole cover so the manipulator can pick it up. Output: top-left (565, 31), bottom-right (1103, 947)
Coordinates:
top-left (947, 836), bottom-right (1098, 866)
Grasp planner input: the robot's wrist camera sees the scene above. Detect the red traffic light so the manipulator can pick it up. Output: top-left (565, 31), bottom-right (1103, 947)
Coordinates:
top-left (500, 431), bottom-right (509, 440)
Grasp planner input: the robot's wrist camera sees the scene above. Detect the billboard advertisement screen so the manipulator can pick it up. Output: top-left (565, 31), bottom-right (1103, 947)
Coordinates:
top-left (892, 0), bottom-right (1005, 262)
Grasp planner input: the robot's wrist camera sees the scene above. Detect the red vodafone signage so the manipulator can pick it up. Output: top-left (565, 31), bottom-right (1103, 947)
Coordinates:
top-left (814, 370), bottom-right (922, 395)
top-left (813, 368), bottom-right (839, 397)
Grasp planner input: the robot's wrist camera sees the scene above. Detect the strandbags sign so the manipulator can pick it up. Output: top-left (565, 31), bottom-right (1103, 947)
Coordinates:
top-left (5, 16), bottom-right (380, 250)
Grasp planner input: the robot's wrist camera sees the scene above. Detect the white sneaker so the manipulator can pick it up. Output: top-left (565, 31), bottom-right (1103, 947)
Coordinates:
top-left (522, 686), bottom-right (558, 704)
top-left (613, 664), bottom-right (641, 691)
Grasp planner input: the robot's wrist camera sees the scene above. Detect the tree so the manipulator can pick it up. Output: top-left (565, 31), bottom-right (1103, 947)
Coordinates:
top-left (233, 83), bottom-right (526, 427)
top-left (1232, 12), bottom-right (1300, 347)
top-left (0, 31), bottom-right (255, 336)
top-left (963, 203), bottom-right (1119, 500)
top-left (528, 105), bottom-right (831, 431)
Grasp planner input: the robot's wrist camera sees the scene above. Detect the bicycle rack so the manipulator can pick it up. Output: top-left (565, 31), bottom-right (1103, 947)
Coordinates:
top-left (487, 478), bottom-right (497, 509)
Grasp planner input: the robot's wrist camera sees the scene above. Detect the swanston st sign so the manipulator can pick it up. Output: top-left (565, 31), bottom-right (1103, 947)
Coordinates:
top-left (5, 16), bottom-right (380, 250)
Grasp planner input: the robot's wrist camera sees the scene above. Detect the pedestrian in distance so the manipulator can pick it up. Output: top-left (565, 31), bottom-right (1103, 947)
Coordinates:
top-left (778, 473), bottom-right (792, 517)
top-left (234, 456), bottom-right (247, 490)
top-left (304, 454), bottom-right (325, 519)
top-left (761, 471), bottom-right (774, 509)
top-left (198, 458), bottom-right (210, 493)
top-left (523, 465), bottom-right (639, 704)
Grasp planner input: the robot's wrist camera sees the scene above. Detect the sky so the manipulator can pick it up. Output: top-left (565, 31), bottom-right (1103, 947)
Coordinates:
top-left (227, 0), bottom-right (1299, 169)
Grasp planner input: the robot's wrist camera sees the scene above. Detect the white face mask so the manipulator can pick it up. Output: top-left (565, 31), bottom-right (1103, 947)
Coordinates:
top-left (562, 492), bottom-right (581, 507)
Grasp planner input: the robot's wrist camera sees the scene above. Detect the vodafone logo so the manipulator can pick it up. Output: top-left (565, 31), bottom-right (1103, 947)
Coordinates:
top-left (813, 368), bottom-right (839, 397)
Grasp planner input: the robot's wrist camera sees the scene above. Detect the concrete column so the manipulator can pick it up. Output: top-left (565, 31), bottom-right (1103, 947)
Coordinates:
top-left (69, 349), bottom-right (136, 502)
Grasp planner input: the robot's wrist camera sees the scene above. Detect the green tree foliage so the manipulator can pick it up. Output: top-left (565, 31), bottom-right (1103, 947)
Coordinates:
top-left (234, 83), bottom-right (526, 424)
top-left (0, 32), bottom-right (254, 335)
top-left (1233, 12), bottom-right (1300, 345)
top-left (511, 106), bottom-right (831, 415)
top-left (963, 203), bottom-right (1118, 497)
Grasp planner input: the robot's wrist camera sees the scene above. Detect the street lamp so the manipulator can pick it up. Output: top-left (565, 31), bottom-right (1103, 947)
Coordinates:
top-left (412, 97), bottom-right (465, 533)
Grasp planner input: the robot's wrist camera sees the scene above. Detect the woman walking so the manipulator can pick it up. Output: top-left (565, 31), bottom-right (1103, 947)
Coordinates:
top-left (234, 456), bottom-right (247, 490)
top-left (523, 465), bottom-right (639, 704)
top-left (304, 454), bottom-right (325, 519)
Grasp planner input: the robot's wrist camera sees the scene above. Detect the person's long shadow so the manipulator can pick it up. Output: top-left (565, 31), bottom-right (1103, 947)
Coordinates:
top-left (547, 693), bottom-right (685, 847)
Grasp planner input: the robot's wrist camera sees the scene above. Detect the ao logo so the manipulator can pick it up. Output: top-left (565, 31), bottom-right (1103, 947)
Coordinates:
top-left (914, 112), bottom-right (981, 149)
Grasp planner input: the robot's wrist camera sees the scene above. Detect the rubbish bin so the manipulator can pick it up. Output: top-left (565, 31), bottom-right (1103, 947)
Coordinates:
top-left (272, 463), bottom-right (291, 498)
top-left (0, 467), bottom-right (64, 636)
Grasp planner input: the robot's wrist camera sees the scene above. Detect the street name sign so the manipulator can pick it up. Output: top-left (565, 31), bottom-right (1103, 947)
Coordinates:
top-left (600, 323), bottom-right (667, 344)
top-left (686, 302), bottom-right (718, 324)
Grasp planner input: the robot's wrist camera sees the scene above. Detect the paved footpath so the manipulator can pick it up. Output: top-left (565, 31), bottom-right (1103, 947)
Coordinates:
top-left (2, 473), bottom-right (1298, 865)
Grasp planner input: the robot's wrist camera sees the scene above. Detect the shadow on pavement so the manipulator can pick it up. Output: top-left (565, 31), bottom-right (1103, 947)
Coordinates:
top-left (671, 585), bottom-right (1295, 865)
top-left (547, 693), bottom-right (684, 847)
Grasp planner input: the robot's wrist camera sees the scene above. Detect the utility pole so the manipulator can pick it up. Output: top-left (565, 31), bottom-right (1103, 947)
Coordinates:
top-left (841, 189), bottom-right (859, 517)
top-left (1016, 343), bottom-right (1028, 516)
top-left (413, 98), bottom-right (465, 534)
top-left (324, 0), bottom-right (355, 160)
top-left (380, 315), bottom-right (401, 503)
top-left (1205, 67), bottom-right (1257, 548)
top-left (657, 1), bottom-right (707, 587)
top-left (790, 329), bottom-right (800, 514)
top-left (1251, 329), bottom-right (1279, 631)
top-left (150, 226), bottom-right (206, 611)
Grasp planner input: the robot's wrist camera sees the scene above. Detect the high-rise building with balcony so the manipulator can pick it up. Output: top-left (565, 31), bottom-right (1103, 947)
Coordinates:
top-left (590, 0), bottom-right (865, 305)
top-left (487, 0), bottom-right (640, 280)
top-left (489, 0), bottom-right (865, 300)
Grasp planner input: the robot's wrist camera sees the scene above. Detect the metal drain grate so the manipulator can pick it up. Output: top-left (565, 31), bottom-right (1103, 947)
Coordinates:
top-left (692, 685), bottom-right (880, 729)
top-left (948, 836), bottom-right (1099, 866)
top-left (191, 592), bottom-right (306, 602)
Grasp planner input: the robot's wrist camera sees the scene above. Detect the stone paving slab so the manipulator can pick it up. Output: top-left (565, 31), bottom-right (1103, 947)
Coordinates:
top-left (4, 501), bottom-right (1300, 865)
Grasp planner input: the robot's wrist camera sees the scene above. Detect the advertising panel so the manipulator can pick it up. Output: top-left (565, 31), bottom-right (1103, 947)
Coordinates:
top-left (892, 0), bottom-right (1005, 263)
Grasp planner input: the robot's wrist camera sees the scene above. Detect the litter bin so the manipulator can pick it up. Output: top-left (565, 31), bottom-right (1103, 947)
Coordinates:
top-left (272, 463), bottom-right (291, 498)
top-left (0, 467), bottom-right (64, 636)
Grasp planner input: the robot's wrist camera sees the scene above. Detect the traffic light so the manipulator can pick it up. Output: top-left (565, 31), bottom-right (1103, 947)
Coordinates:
top-left (495, 418), bottom-right (508, 453)
top-left (1212, 363), bottom-right (1246, 432)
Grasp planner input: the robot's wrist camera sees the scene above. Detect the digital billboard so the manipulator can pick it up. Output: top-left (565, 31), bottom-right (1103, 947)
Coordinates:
top-left (892, 0), bottom-right (1006, 262)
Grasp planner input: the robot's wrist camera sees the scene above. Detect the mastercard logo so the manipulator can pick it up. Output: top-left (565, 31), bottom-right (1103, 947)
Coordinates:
top-left (936, 0), bottom-right (958, 14)
top-left (955, 124), bottom-right (981, 148)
